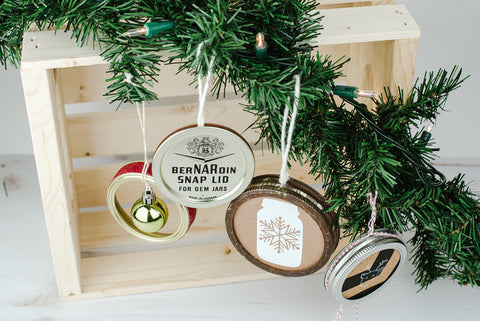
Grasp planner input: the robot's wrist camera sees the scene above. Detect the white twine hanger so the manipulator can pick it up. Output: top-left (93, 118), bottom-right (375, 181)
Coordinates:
top-left (196, 42), bottom-right (216, 127)
top-left (279, 74), bottom-right (301, 186)
top-left (123, 72), bottom-right (150, 192)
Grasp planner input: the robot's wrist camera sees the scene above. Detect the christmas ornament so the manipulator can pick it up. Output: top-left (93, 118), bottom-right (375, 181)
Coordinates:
top-left (324, 192), bottom-right (407, 321)
top-left (152, 42), bottom-right (254, 208)
top-left (107, 161), bottom-right (196, 244)
top-left (226, 75), bottom-right (338, 276)
top-left (324, 229), bottom-right (406, 303)
top-left (225, 174), bottom-right (339, 276)
top-left (131, 187), bottom-right (168, 233)
top-left (152, 124), bottom-right (255, 208)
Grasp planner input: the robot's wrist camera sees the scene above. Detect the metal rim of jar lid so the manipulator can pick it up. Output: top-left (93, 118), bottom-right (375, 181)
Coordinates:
top-left (324, 229), bottom-right (407, 304)
top-left (106, 162), bottom-right (195, 244)
top-left (151, 124), bottom-right (255, 208)
top-left (225, 174), bottom-right (340, 277)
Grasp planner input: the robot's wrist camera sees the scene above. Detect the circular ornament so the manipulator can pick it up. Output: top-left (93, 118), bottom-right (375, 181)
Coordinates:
top-left (152, 124), bottom-right (255, 208)
top-left (324, 229), bottom-right (407, 303)
top-left (131, 188), bottom-right (169, 233)
top-left (225, 174), bottom-right (339, 276)
top-left (106, 161), bottom-right (196, 243)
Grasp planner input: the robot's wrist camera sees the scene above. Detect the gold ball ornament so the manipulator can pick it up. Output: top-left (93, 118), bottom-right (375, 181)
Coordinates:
top-left (131, 189), bottom-right (168, 233)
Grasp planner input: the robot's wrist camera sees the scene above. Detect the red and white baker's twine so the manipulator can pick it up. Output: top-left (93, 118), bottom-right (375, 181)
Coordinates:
top-left (334, 304), bottom-right (344, 321)
top-left (333, 304), bottom-right (359, 321)
top-left (367, 191), bottom-right (378, 235)
top-left (326, 191), bottom-right (401, 321)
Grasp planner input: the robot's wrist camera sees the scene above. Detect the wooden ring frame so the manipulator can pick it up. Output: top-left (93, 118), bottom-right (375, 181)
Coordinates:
top-left (225, 175), bottom-right (339, 277)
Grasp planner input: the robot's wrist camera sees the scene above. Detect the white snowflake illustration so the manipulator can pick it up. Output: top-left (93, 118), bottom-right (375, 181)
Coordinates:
top-left (258, 216), bottom-right (301, 253)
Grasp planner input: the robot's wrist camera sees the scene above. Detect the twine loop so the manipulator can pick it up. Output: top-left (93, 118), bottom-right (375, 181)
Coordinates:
top-left (279, 74), bottom-right (301, 185)
top-left (196, 41), bottom-right (216, 127)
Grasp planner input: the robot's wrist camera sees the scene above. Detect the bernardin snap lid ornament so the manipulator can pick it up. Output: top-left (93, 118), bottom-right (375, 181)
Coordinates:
top-left (152, 125), bottom-right (255, 208)
top-left (225, 75), bottom-right (339, 276)
top-left (152, 43), bottom-right (255, 208)
top-left (324, 192), bottom-right (407, 305)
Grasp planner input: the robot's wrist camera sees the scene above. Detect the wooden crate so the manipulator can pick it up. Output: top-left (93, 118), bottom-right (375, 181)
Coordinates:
top-left (20, 1), bottom-right (420, 300)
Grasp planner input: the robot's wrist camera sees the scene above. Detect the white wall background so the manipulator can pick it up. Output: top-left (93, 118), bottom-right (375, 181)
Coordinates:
top-left (0, 0), bottom-right (479, 159)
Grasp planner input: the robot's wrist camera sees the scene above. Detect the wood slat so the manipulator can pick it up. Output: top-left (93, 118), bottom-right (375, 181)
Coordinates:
top-left (21, 31), bottom-right (104, 71)
top-left (66, 98), bottom-right (254, 158)
top-left (317, 5), bottom-right (420, 46)
top-left (319, 0), bottom-right (392, 5)
top-left (21, 69), bottom-right (82, 297)
top-left (72, 236), bottom-right (350, 300)
top-left (79, 205), bottom-right (228, 252)
top-left (74, 151), bottom-right (317, 209)
top-left (60, 64), bottom-right (200, 105)
top-left (21, 5), bottom-right (419, 72)
top-left (76, 242), bottom-right (277, 300)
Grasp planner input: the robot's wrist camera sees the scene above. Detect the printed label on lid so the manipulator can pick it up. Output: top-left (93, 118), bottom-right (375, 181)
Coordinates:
top-left (341, 249), bottom-right (401, 300)
top-left (153, 126), bottom-right (255, 207)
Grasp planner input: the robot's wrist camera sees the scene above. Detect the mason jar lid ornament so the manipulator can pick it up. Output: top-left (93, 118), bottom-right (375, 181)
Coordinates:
top-left (324, 192), bottom-right (407, 305)
top-left (152, 42), bottom-right (255, 208)
top-left (107, 161), bottom-right (196, 243)
top-left (152, 124), bottom-right (255, 208)
top-left (226, 174), bottom-right (340, 276)
top-left (225, 75), bottom-right (339, 276)
top-left (106, 100), bottom-right (195, 243)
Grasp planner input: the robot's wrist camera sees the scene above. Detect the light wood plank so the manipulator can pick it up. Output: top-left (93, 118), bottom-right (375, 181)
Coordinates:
top-left (60, 64), bottom-right (199, 104)
top-left (76, 242), bottom-right (277, 300)
top-left (21, 31), bottom-right (104, 71)
top-left (66, 99), bottom-right (256, 158)
top-left (318, 0), bottom-right (394, 9)
top-left (20, 68), bottom-right (82, 297)
top-left (74, 151), bottom-right (317, 209)
top-left (390, 38), bottom-right (419, 91)
top-left (71, 236), bottom-right (350, 300)
top-left (21, 5), bottom-right (419, 71)
top-left (319, 0), bottom-right (391, 4)
top-left (317, 4), bottom-right (420, 46)
top-left (79, 206), bottom-right (228, 252)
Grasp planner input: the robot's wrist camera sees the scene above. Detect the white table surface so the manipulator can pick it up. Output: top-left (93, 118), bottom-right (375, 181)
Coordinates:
top-left (1, 155), bottom-right (479, 321)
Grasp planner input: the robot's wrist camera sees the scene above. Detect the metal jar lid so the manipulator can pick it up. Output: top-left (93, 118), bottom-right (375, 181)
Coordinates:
top-left (106, 161), bottom-right (196, 244)
top-left (225, 174), bottom-right (340, 276)
top-left (152, 124), bottom-right (255, 208)
top-left (324, 229), bottom-right (407, 303)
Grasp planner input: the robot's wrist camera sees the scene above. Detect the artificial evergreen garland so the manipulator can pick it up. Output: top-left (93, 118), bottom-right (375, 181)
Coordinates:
top-left (1, 0), bottom-right (479, 289)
